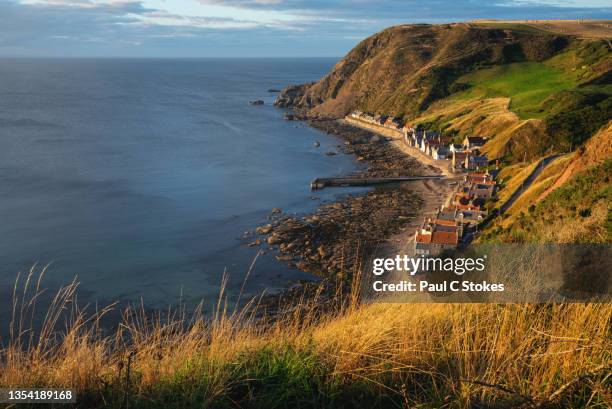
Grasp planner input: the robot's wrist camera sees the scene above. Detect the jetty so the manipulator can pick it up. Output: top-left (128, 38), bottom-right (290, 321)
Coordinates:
top-left (310, 175), bottom-right (443, 190)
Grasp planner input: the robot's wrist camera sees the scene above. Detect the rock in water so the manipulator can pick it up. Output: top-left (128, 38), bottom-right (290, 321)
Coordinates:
top-left (256, 224), bottom-right (273, 234)
top-left (314, 141), bottom-right (320, 147)
top-left (249, 100), bottom-right (264, 105)
top-left (267, 235), bottom-right (281, 245)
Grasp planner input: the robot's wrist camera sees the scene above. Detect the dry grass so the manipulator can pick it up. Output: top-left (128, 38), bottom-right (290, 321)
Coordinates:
top-left (472, 20), bottom-right (612, 40)
top-left (1, 264), bottom-right (611, 408)
top-left (500, 154), bottom-right (575, 220)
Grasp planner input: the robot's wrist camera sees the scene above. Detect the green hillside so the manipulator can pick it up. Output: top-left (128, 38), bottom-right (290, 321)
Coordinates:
top-left (277, 23), bottom-right (611, 164)
top-left (451, 61), bottom-right (576, 119)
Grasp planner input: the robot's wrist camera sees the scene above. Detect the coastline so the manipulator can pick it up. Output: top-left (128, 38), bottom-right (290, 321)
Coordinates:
top-left (252, 118), bottom-right (456, 310)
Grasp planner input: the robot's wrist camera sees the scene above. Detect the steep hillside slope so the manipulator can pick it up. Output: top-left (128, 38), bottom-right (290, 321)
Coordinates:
top-left (479, 121), bottom-right (611, 243)
top-left (277, 22), bottom-right (611, 163)
top-left (279, 23), bottom-right (574, 118)
top-left (482, 159), bottom-right (611, 243)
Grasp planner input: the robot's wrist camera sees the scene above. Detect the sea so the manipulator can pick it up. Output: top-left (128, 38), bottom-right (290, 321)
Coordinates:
top-left (0, 58), bottom-right (365, 322)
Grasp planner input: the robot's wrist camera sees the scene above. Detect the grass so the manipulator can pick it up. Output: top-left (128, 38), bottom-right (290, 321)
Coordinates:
top-left (481, 159), bottom-right (612, 243)
top-left (501, 153), bottom-right (575, 216)
top-left (1, 265), bottom-right (611, 409)
top-left (410, 40), bottom-right (610, 163)
top-left (472, 21), bottom-right (612, 39)
top-left (470, 22), bottom-right (548, 35)
top-left (452, 62), bottom-right (577, 119)
top-left (491, 161), bottom-right (539, 210)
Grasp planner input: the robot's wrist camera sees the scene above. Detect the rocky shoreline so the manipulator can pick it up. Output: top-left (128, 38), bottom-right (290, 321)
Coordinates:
top-left (245, 118), bottom-right (440, 312)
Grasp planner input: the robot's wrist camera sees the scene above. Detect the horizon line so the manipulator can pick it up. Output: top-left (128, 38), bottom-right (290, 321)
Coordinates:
top-left (0, 56), bottom-right (344, 60)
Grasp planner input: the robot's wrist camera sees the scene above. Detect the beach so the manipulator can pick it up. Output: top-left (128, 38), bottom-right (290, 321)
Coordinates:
top-left (251, 118), bottom-right (458, 308)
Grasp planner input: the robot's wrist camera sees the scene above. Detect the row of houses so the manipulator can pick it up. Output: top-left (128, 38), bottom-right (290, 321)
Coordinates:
top-left (414, 171), bottom-right (497, 256)
top-left (347, 111), bottom-right (497, 257)
top-left (349, 111), bottom-right (404, 130)
top-left (404, 128), bottom-right (489, 172)
top-left (349, 111), bottom-right (490, 173)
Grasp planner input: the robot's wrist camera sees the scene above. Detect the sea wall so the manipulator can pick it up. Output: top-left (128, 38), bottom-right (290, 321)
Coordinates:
top-left (344, 117), bottom-right (404, 139)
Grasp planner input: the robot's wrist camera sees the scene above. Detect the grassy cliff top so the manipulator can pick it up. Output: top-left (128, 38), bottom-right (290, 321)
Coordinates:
top-left (471, 20), bottom-right (612, 39)
top-left (283, 21), bottom-right (610, 163)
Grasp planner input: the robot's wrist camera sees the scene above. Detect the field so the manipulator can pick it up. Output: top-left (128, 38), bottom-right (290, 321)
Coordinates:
top-left (452, 62), bottom-right (577, 119)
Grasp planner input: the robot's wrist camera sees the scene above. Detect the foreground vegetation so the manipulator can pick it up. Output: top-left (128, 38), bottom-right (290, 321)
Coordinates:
top-left (1, 267), bottom-right (611, 409)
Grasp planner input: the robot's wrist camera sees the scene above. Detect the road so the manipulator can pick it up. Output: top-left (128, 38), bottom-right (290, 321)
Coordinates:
top-left (499, 154), bottom-right (560, 214)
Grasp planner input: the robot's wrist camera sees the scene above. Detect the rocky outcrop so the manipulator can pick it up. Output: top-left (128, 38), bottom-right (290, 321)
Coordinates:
top-left (255, 187), bottom-right (421, 277)
top-left (274, 83), bottom-right (314, 109)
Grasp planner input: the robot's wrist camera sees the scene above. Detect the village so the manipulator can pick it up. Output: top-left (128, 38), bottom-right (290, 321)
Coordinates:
top-left (348, 111), bottom-right (498, 256)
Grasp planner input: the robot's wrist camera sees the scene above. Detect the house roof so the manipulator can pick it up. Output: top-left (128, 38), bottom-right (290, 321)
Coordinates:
top-left (415, 233), bottom-right (432, 243)
top-left (475, 183), bottom-right (495, 191)
top-left (434, 219), bottom-right (457, 227)
top-left (451, 203), bottom-right (482, 211)
top-left (466, 136), bottom-right (486, 145)
top-left (431, 231), bottom-right (458, 245)
top-left (471, 155), bottom-right (489, 162)
top-left (466, 172), bottom-right (490, 179)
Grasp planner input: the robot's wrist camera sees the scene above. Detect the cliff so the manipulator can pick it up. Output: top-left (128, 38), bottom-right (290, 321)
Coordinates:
top-left (276, 22), bottom-right (611, 162)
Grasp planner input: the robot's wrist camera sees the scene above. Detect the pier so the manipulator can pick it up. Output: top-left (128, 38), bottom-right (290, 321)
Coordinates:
top-left (310, 175), bottom-right (443, 190)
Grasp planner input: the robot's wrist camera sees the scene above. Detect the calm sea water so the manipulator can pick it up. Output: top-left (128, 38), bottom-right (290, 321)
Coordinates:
top-left (0, 58), bottom-right (362, 316)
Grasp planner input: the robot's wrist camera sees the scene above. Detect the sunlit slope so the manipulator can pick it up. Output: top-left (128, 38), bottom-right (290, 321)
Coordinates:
top-left (412, 41), bottom-right (611, 162)
top-left (472, 20), bottom-right (612, 39)
top-left (282, 23), bottom-right (610, 164)
top-left (480, 122), bottom-right (612, 243)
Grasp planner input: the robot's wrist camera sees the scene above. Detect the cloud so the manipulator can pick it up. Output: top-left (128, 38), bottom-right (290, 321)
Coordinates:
top-left (197, 0), bottom-right (612, 20)
top-left (0, 0), bottom-right (610, 57)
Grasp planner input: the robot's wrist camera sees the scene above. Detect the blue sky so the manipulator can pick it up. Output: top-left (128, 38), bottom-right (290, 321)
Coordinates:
top-left (0, 0), bottom-right (610, 57)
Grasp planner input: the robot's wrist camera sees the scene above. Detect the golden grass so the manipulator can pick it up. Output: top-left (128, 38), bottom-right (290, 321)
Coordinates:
top-left (493, 161), bottom-right (539, 211)
top-left (502, 153), bottom-right (575, 219)
top-left (412, 96), bottom-right (550, 161)
top-left (471, 20), bottom-right (612, 39)
top-left (1, 265), bottom-right (611, 408)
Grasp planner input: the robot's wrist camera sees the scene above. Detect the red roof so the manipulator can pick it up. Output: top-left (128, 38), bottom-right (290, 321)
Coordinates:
top-left (431, 231), bottom-right (458, 246)
top-left (434, 219), bottom-right (457, 227)
top-left (466, 173), bottom-right (492, 182)
top-left (415, 233), bottom-right (432, 243)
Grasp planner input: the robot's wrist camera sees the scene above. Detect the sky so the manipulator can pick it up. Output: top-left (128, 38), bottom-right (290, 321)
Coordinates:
top-left (0, 0), bottom-right (610, 57)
